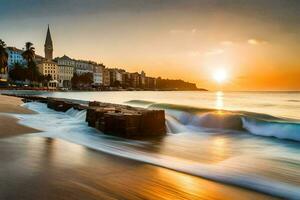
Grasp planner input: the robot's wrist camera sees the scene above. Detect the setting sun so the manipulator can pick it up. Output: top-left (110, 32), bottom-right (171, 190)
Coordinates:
top-left (213, 69), bottom-right (228, 84)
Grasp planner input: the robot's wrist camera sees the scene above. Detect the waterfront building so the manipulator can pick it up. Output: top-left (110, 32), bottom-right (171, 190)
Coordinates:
top-left (116, 70), bottom-right (123, 84)
top-left (122, 72), bottom-right (131, 88)
top-left (139, 71), bottom-right (146, 88)
top-left (56, 55), bottom-right (75, 88)
top-left (145, 77), bottom-right (156, 89)
top-left (109, 68), bottom-right (125, 87)
top-left (37, 60), bottom-right (58, 88)
top-left (6, 47), bottom-right (45, 69)
top-left (130, 72), bottom-right (140, 88)
top-left (35, 54), bottom-right (46, 63)
top-left (74, 60), bottom-right (94, 75)
top-left (6, 47), bottom-right (27, 69)
top-left (102, 68), bottom-right (110, 87)
top-left (0, 69), bottom-right (7, 83)
top-left (109, 68), bottom-right (124, 87)
top-left (44, 25), bottom-right (53, 60)
top-left (93, 64), bottom-right (105, 86)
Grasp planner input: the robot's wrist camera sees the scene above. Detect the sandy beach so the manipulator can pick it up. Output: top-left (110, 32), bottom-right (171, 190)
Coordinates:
top-left (0, 95), bottom-right (39, 138)
top-left (0, 94), bottom-right (279, 200)
top-left (0, 94), bottom-right (36, 114)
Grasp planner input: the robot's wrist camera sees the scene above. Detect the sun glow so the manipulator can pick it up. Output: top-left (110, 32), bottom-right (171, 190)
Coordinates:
top-left (213, 69), bottom-right (228, 84)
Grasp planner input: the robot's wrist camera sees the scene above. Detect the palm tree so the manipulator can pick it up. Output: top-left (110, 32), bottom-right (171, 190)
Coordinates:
top-left (22, 42), bottom-right (39, 83)
top-left (0, 39), bottom-right (8, 74)
top-left (22, 42), bottom-right (35, 64)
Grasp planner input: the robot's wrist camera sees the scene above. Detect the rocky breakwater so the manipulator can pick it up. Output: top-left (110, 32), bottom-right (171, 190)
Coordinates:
top-left (47, 97), bottom-right (88, 111)
top-left (86, 101), bottom-right (166, 138)
top-left (3, 94), bottom-right (166, 138)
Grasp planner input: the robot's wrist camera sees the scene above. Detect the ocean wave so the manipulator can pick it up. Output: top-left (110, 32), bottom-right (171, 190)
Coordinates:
top-left (125, 100), bottom-right (156, 106)
top-left (147, 103), bottom-right (300, 142)
top-left (242, 117), bottom-right (300, 141)
top-left (287, 99), bottom-right (300, 102)
top-left (15, 102), bottom-right (300, 199)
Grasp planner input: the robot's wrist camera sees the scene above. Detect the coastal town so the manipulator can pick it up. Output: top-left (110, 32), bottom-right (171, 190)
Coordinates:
top-left (0, 26), bottom-right (204, 91)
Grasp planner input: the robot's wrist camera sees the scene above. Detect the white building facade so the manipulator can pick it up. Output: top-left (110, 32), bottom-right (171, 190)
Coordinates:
top-left (93, 64), bottom-right (105, 86)
top-left (56, 55), bottom-right (75, 88)
top-left (74, 60), bottom-right (93, 75)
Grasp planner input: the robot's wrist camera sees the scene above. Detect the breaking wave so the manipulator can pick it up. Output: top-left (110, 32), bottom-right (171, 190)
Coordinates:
top-left (146, 103), bottom-right (300, 142)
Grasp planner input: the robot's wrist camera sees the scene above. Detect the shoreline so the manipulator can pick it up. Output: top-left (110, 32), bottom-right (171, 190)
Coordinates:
top-left (0, 115), bottom-right (40, 138)
top-left (0, 94), bottom-right (278, 200)
top-left (0, 94), bottom-right (40, 138)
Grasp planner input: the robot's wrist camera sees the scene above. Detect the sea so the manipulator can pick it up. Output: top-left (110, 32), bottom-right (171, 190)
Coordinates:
top-left (2, 90), bottom-right (300, 199)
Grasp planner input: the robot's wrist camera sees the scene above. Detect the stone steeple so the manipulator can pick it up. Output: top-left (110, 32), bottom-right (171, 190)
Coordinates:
top-left (44, 25), bottom-right (53, 60)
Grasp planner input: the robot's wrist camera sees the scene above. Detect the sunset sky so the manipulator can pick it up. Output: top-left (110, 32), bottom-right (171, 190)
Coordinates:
top-left (1, 0), bottom-right (299, 91)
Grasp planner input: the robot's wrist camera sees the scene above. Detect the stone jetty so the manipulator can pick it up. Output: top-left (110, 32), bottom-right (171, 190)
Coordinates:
top-left (86, 101), bottom-right (166, 138)
top-left (47, 98), bottom-right (88, 111)
top-left (3, 94), bottom-right (166, 138)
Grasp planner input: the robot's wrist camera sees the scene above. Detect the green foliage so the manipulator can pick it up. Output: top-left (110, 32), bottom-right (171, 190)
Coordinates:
top-left (9, 63), bottom-right (26, 82)
top-left (71, 73), bottom-right (93, 89)
top-left (20, 42), bottom-right (44, 83)
top-left (0, 39), bottom-right (8, 71)
top-left (22, 42), bottom-right (35, 64)
top-left (26, 61), bottom-right (41, 82)
top-left (9, 62), bottom-right (49, 85)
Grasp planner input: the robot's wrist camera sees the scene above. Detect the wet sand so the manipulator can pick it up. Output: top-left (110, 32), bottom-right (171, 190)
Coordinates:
top-left (0, 94), bottom-right (279, 200)
top-left (0, 95), bottom-right (39, 138)
top-left (0, 115), bottom-right (40, 138)
top-left (0, 94), bottom-right (35, 114)
top-left (0, 137), bottom-right (279, 200)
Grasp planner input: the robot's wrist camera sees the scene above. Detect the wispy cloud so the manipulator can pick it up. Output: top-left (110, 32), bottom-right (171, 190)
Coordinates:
top-left (247, 38), bottom-right (268, 45)
top-left (187, 51), bottom-right (202, 57)
top-left (204, 49), bottom-right (224, 56)
top-left (169, 28), bottom-right (198, 35)
top-left (220, 41), bottom-right (234, 46)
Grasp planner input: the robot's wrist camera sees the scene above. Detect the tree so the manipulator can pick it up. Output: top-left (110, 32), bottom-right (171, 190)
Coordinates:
top-left (22, 42), bottom-right (35, 64)
top-left (71, 73), bottom-right (93, 89)
top-left (71, 73), bottom-right (79, 88)
top-left (40, 74), bottom-right (52, 86)
top-left (21, 42), bottom-right (40, 83)
top-left (0, 39), bottom-right (8, 74)
top-left (9, 63), bottom-right (26, 82)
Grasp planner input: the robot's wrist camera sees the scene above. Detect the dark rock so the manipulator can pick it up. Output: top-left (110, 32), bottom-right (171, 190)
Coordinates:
top-left (47, 98), bottom-right (73, 112)
top-left (86, 101), bottom-right (166, 138)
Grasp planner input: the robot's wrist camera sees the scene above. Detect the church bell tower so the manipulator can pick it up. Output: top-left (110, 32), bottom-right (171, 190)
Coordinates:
top-left (44, 25), bottom-right (53, 60)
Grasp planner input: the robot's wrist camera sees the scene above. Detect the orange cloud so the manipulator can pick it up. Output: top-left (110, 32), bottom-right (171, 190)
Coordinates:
top-left (247, 39), bottom-right (268, 45)
top-left (220, 41), bottom-right (234, 46)
top-left (204, 49), bottom-right (224, 56)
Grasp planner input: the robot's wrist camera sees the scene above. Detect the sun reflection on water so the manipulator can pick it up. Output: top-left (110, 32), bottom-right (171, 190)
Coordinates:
top-left (215, 91), bottom-right (224, 110)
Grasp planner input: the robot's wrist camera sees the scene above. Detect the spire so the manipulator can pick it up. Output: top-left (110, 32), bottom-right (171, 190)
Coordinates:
top-left (44, 24), bottom-right (53, 60)
top-left (45, 24), bottom-right (53, 46)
